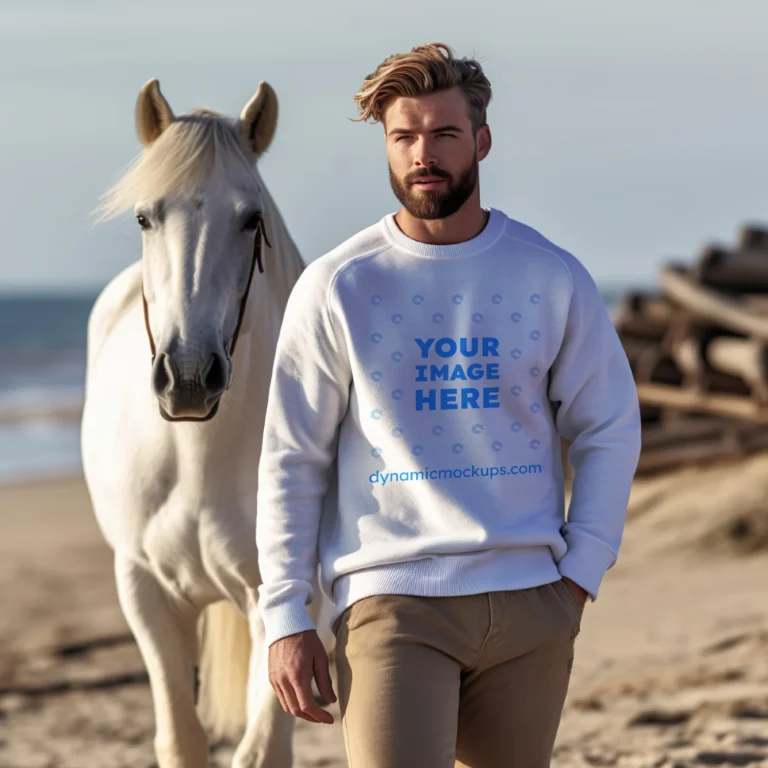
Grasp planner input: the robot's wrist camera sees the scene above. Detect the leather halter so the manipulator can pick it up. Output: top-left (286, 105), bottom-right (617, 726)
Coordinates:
top-left (141, 218), bottom-right (270, 363)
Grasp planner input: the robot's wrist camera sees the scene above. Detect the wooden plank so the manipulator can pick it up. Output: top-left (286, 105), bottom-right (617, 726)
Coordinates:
top-left (742, 295), bottom-right (768, 316)
top-left (664, 332), bottom-right (754, 397)
top-left (700, 370), bottom-right (752, 396)
top-left (741, 428), bottom-right (768, 452)
top-left (739, 225), bottom-right (768, 252)
top-left (638, 419), bottom-right (768, 473)
top-left (659, 266), bottom-right (768, 340)
top-left (636, 381), bottom-right (768, 423)
top-left (667, 336), bottom-right (701, 380)
top-left (613, 291), bottom-right (684, 340)
top-left (634, 352), bottom-right (684, 387)
top-left (637, 438), bottom-right (743, 473)
top-left (697, 248), bottom-right (768, 293)
top-left (704, 336), bottom-right (768, 405)
top-left (621, 336), bottom-right (662, 363)
top-left (641, 416), bottom-right (733, 450)
top-left (641, 415), bottom-right (768, 448)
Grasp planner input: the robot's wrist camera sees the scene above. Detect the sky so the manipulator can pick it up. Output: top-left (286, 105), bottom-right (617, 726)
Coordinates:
top-left (1, 0), bottom-right (766, 293)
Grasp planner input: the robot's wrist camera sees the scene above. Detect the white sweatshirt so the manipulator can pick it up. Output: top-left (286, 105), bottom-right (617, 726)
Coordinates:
top-left (256, 208), bottom-right (642, 646)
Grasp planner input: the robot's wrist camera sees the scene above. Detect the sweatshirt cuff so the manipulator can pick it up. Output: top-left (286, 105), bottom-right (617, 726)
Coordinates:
top-left (557, 530), bottom-right (618, 601)
top-left (261, 597), bottom-right (317, 647)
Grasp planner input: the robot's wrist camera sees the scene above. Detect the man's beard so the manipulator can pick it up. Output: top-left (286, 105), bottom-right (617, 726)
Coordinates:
top-left (389, 158), bottom-right (479, 220)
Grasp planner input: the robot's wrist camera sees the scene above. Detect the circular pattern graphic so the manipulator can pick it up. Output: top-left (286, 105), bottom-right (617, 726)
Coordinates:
top-left (510, 312), bottom-right (522, 323)
top-left (511, 348), bottom-right (522, 360)
top-left (371, 371), bottom-right (383, 382)
top-left (392, 313), bottom-right (403, 324)
top-left (371, 294), bottom-right (383, 305)
top-left (530, 293), bottom-right (541, 304)
top-left (529, 329), bottom-right (541, 341)
top-left (472, 312), bottom-right (484, 323)
top-left (371, 447), bottom-right (383, 458)
top-left (391, 351), bottom-right (404, 362)
top-left (510, 421), bottom-right (522, 432)
top-left (530, 366), bottom-right (541, 377)
top-left (371, 332), bottom-right (383, 344)
top-left (432, 313), bottom-right (444, 324)
top-left (529, 439), bottom-right (541, 450)
top-left (530, 403), bottom-right (541, 414)
top-left (492, 294), bottom-right (503, 304)
top-left (452, 294), bottom-right (464, 305)
top-left (412, 294), bottom-right (424, 305)
top-left (491, 441), bottom-right (503, 452)
top-left (472, 424), bottom-right (484, 434)
top-left (511, 385), bottom-right (522, 396)
top-left (392, 427), bottom-right (404, 438)
top-left (412, 445), bottom-right (424, 456)
top-left (391, 389), bottom-right (403, 400)
top-left (452, 443), bottom-right (464, 454)
top-left (370, 409), bottom-right (382, 420)
top-left (432, 425), bottom-right (444, 436)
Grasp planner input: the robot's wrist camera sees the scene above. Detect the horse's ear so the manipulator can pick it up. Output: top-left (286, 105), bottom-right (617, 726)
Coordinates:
top-left (136, 79), bottom-right (175, 147)
top-left (239, 82), bottom-right (278, 156)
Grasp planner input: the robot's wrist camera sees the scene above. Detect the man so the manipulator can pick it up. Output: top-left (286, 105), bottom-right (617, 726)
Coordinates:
top-left (256, 42), bottom-right (641, 767)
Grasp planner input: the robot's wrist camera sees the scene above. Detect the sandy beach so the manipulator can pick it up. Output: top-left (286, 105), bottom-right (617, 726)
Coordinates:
top-left (1, 457), bottom-right (767, 768)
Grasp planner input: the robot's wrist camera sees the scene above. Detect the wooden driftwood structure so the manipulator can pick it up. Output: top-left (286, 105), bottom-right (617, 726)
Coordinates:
top-left (613, 224), bottom-right (768, 472)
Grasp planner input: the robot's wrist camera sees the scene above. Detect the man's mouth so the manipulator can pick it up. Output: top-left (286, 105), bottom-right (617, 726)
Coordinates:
top-left (412, 177), bottom-right (447, 189)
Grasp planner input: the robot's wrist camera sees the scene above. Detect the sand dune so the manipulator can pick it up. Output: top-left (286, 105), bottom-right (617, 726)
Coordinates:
top-left (1, 458), bottom-right (766, 767)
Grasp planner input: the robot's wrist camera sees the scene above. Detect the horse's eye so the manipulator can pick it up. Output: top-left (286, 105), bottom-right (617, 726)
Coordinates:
top-left (243, 213), bottom-right (262, 232)
top-left (136, 214), bottom-right (150, 230)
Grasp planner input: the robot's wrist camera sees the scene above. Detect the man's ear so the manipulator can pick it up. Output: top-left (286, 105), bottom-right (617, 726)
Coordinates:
top-left (476, 124), bottom-right (492, 161)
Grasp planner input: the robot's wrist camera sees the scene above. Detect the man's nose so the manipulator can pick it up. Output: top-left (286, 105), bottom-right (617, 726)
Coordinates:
top-left (413, 136), bottom-right (438, 167)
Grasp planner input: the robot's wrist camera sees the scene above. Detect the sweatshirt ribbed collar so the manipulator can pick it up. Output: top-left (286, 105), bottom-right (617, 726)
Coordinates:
top-left (381, 207), bottom-right (506, 259)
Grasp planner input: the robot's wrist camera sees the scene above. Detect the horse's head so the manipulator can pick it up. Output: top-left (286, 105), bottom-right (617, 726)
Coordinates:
top-left (101, 79), bottom-right (278, 421)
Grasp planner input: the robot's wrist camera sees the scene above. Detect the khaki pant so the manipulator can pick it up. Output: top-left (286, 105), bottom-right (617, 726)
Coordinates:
top-left (333, 580), bottom-right (581, 768)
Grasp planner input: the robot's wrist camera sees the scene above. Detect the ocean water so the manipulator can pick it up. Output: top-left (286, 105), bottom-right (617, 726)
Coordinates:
top-left (0, 295), bottom-right (93, 483)
top-left (0, 286), bottom-right (626, 485)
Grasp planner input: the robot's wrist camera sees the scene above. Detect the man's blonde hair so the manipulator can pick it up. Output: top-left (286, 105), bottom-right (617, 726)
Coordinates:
top-left (353, 43), bottom-right (492, 131)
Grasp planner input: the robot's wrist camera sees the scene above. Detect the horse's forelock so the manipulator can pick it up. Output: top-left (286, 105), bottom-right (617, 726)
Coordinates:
top-left (97, 112), bottom-right (250, 221)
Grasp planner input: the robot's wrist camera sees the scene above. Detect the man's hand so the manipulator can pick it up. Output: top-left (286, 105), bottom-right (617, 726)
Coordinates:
top-left (268, 629), bottom-right (336, 724)
top-left (562, 576), bottom-right (589, 616)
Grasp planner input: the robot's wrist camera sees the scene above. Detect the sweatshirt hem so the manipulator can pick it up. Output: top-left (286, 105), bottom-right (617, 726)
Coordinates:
top-left (330, 546), bottom-right (561, 625)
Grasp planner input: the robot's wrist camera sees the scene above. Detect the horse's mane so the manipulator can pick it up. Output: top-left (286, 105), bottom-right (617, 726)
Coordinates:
top-left (97, 109), bottom-right (251, 221)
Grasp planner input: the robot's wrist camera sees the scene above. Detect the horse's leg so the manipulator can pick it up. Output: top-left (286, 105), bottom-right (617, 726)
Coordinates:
top-left (231, 592), bottom-right (294, 768)
top-left (115, 555), bottom-right (208, 768)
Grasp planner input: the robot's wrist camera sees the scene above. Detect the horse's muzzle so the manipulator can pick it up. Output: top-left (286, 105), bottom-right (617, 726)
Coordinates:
top-left (151, 351), bottom-right (230, 422)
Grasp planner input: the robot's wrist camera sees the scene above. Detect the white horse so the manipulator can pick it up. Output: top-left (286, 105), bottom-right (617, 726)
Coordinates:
top-left (82, 79), bottom-right (321, 768)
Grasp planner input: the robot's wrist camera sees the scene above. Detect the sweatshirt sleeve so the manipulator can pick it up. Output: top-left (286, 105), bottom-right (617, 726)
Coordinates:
top-left (256, 259), bottom-right (351, 646)
top-left (548, 256), bottom-right (641, 600)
